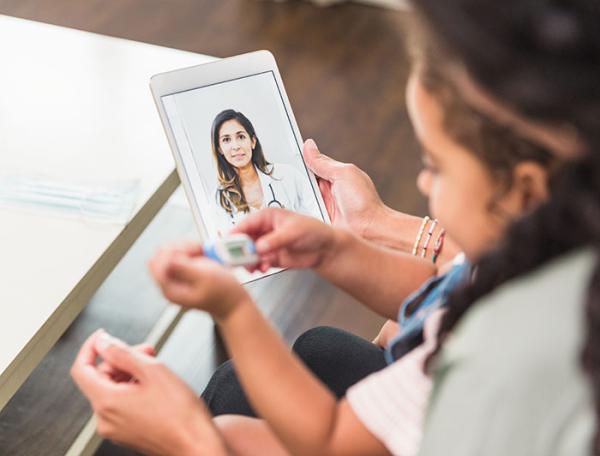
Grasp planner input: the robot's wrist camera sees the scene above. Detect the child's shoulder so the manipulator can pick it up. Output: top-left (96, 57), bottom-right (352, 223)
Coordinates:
top-left (444, 248), bottom-right (595, 368)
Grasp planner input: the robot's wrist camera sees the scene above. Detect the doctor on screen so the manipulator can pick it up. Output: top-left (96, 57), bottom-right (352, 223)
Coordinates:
top-left (210, 109), bottom-right (319, 234)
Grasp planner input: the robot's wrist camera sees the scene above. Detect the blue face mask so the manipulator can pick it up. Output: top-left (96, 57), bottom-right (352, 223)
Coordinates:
top-left (0, 175), bottom-right (141, 224)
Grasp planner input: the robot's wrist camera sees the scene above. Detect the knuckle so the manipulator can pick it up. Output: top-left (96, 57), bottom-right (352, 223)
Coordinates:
top-left (96, 420), bottom-right (114, 439)
top-left (344, 163), bottom-right (359, 173)
top-left (162, 286), bottom-right (173, 301)
top-left (94, 398), bottom-right (110, 415)
top-left (148, 360), bottom-right (167, 376)
top-left (103, 343), bottom-right (121, 359)
top-left (336, 162), bottom-right (356, 178)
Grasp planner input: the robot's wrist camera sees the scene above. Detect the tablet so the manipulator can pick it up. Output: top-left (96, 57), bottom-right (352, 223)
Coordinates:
top-left (150, 50), bottom-right (330, 283)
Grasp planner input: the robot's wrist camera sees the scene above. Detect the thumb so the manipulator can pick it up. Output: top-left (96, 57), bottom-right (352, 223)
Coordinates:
top-left (95, 333), bottom-right (150, 382)
top-left (303, 139), bottom-right (340, 181)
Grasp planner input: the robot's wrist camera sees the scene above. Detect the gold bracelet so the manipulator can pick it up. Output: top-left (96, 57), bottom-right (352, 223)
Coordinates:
top-left (421, 219), bottom-right (438, 258)
top-left (412, 216), bottom-right (430, 255)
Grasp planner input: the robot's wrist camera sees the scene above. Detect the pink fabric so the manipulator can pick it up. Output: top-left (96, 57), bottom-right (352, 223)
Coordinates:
top-left (346, 311), bottom-right (443, 456)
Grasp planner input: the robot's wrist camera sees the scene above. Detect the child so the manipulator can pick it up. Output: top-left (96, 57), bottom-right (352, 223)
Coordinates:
top-left (144, 43), bottom-right (556, 455)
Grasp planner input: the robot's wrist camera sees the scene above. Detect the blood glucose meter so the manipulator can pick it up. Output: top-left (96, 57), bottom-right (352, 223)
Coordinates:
top-left (204, 234), bottom-right (259, 267)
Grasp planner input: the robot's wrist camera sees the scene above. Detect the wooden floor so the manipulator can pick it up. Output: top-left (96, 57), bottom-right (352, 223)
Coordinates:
top-left (0, 1), bottom-right (425, 454)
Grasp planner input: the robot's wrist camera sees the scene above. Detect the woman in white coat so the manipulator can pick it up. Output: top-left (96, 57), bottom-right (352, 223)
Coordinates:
top-left (210, 109), bottom-right (319, 234)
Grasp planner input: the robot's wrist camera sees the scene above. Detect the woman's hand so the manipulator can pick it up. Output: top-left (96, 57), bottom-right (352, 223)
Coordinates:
top-left (148, 242), bottom-right (251, 321)
top-left (97, 342), bottom-right (155, 382)
top-left (303, 139), bottom-right (388, 238)
top-left (232, 208), bottom-right (340, 273)
top-left (70, 330), bottom-right (228, 456)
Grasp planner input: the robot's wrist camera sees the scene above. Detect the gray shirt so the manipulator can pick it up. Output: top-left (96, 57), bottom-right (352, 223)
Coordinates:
top-left (418, 249), bottom-right (597, 456)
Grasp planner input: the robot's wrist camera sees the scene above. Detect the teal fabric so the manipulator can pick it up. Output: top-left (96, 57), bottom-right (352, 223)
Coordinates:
top-left (418, 249), bottom-right (597, 456)
top-left (386, 259), bottom-right (470, 363)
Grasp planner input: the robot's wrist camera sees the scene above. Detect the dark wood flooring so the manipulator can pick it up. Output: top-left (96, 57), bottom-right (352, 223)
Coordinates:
top-left (0, 1), bottom-right (425, 454)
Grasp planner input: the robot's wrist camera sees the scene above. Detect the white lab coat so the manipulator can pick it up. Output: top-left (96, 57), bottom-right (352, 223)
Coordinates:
top-left (212, 163), bottom-right (320, 234)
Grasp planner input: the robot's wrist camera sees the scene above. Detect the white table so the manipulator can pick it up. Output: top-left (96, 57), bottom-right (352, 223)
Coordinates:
top-left (0, 15), bottom-right (212, 412)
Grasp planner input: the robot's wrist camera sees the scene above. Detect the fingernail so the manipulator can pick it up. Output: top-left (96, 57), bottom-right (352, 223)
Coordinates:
top-left (305, 138), bottom-right (317, 149)
top-left (96, 332), bottom-right (114, 352)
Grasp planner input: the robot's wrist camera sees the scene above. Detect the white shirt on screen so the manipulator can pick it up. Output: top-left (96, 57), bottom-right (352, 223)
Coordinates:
top-left (212, 163), bottom-right (320, 234)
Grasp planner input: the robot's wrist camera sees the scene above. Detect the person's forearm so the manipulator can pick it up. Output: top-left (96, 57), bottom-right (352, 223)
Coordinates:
top-left (178, 435), bottom-right (230, 456)
top-left (364, 205), bottom-right (460, 264)
top-left (217, 299), bottom-right (343, 455)
top-left (175, 409), bottom-right (231, 456)
top-left (316, 229), bottom-right (436, 320)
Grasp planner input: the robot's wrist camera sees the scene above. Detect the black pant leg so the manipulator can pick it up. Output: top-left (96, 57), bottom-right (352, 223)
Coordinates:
top-left (202, 326), bottom-right (387, 417)
top-left (291, 326), bottom-right (388, 399)
top-left (202, 358), bottom-right (256, 417)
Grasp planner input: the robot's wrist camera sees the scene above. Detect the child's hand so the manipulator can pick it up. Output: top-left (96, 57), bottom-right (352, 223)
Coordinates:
top-left (232, 208), bottom-right (338, 272)
top-left (372, 319), bottom-right (400, 349)
top-left (149, 242), bottom-right (251, 321)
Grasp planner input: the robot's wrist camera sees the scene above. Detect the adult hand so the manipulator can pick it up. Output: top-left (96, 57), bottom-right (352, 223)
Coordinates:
top-left (97, 342), bottom-right (155, 382)
top-left (232, 208), bottom-right (338, 272)
top-left (148, 242), bottom-right (251, 321)
top-left (303, 139), bottom-right (388, 238)
top-left (70, 330), bottom-right (227, 456)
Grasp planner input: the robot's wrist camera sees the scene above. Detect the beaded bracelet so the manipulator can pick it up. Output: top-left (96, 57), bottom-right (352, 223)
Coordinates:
top-left (432, 228), bottom-right (446, 264)
top-left (420, 219), bottom-right (438, 258)
top-left (411, 216), bottom-right (430, 256)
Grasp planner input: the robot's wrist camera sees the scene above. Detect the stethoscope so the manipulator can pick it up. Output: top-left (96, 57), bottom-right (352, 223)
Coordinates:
top-left (228, 183), bottom-right (283, 223)
top-left (267, 183), bottom-right (283, 208)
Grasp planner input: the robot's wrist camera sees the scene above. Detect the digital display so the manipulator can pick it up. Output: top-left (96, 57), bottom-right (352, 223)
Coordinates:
top-left (228, 244), bottom-right (245, 258)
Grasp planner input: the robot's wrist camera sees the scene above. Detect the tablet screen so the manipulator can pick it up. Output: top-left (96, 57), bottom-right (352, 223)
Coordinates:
top-left (161, 71), bottom-right (325, 240)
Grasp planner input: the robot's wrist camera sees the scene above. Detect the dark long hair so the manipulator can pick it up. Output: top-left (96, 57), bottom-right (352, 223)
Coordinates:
top-left (211, 109), bottom-right (273, 215)
top-left (413, 0), bottom-right (600, 451)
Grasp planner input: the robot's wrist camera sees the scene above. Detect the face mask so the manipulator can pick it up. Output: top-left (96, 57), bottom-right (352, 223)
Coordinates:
top-left (0, 175), bottom-right (141, 224)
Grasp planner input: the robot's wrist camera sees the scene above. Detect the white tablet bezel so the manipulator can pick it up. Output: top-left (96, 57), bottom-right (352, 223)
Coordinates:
top-left (150, 50), bottom-right (331, 280)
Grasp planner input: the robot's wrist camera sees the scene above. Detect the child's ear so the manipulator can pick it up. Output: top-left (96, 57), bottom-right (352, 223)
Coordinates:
top-left (513, 161), bottom-right (550, 212)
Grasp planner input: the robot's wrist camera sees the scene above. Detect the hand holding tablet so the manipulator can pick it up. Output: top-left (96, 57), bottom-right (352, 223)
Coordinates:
top-left (150, 51), bottom-right (330, 282)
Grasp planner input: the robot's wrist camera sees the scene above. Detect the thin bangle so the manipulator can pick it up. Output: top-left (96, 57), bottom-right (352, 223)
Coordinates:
top-left (420, 219), bottom-right (438, 258)
top-left (412, 216), bottom-right (430, 256)
top-left (432, 229), bottom-right (446, 264)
